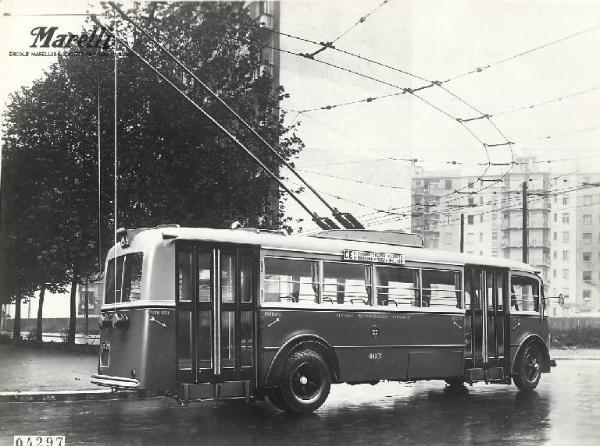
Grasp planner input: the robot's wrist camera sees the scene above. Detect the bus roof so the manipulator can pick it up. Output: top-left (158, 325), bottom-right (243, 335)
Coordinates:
top-left (116, 227), bottom-right (537, 274)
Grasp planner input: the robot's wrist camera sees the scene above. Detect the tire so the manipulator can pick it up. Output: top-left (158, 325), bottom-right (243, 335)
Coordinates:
top-left (266, 388), bottom-right (289, 411)
top-left (279, 348), bottom-right (331, 414)
top-left (513, 343), bottom-right (542, 391)
top-left (444, 377), bottom-right (465, 387)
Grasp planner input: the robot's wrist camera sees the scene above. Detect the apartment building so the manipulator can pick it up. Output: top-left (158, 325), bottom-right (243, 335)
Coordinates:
top-left (411, 160), bottom-right (600, 314)
top-left (548, 172), bottom-right (600, 314)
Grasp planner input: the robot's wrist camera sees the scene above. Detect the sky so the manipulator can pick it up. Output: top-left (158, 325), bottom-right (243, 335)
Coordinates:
top-left (1, 0), bottom-right (599, 235)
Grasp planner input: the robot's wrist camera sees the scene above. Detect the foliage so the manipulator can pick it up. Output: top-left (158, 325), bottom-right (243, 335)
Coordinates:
top-left (0, 3), bottom-right (303, 316)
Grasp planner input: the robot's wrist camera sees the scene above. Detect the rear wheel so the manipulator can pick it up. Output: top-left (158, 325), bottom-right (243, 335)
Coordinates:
top-left (513, 343), bottom-right (542, 391)
top-left (279, 349), bottom-right (331, 414)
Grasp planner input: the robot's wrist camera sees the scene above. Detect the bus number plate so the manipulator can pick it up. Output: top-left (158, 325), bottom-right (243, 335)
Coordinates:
top-left (368, 352), bottom-right (382, 360)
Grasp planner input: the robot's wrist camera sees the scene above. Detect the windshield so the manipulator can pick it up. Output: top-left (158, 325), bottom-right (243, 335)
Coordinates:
top-left (105, 253), bottom-right (143, 304)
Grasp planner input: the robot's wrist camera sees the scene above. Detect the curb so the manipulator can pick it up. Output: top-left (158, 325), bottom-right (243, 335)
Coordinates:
top-left (0, 389), bottom-right (160, 403)
top-left (551, 357), bottom-right (600, 361)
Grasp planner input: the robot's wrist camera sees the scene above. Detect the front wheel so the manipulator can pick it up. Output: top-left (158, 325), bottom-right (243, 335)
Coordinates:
top-left (513, 343), bottom-right (542, 391)
top-left (280, 349), bottom-right (331, 414)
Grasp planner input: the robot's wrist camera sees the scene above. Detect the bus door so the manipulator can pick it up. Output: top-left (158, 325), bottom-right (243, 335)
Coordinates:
top-left (176, 242), bottom-right (256, 400)
top-left (465, 265), bottom-right (508, 382)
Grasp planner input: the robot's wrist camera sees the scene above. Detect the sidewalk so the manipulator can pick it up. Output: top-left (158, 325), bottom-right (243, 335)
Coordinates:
top-left (0, 343), bottom-right (143, 402)
top-left (550, 347), bottom-right (600, 360)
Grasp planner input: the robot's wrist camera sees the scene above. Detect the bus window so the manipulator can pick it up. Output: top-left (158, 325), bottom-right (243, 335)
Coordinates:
top-left (221, 254), bottom-right (236, 303)
top-left (177, 249), bottom-right (194, 302)
top-left (104, 253), bottom-right (143, 304)
top-left (264, 257), bottom-right (318, 303)
top-left (240, 256), bottom-right (252, 303)
top-left (421, 269), bottom-right (462, 308)
top-left (198, 253), bottom-right (211, 302)
top-left (375, 266), bottom-right (419, 307)
top-left (323, 262), bottom-right (371, 305)
top-left (511, 275), bottom-right (540, 312)
top-left (122, 254), bottom-right (143, 302)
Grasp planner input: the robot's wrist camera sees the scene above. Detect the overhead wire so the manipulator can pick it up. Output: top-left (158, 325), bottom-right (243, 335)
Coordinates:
top-left (443, 23), bottom-right (600, 83)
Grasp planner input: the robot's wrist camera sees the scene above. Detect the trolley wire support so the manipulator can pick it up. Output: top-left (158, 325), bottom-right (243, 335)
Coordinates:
top-left (106, 2), bottom-right (364, 231)
top-left (90, 14), bottom-right (343, 231)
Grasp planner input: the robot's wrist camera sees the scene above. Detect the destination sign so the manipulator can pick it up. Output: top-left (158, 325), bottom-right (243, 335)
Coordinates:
top-left (343, 249), bottom-right (405, 265)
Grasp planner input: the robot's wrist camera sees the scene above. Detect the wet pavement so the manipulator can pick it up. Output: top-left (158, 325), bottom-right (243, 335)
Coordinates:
top-left (1, 361), bottom-right (599, 446)
top-left (0, 344), bottom-right (97, 392)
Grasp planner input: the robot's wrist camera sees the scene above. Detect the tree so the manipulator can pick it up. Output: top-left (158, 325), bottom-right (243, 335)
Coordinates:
top-left (0, 2), bottom-right (303, 342)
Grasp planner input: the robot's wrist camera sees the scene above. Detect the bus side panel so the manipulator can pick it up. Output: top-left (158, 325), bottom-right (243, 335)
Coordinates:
top-left (508, 313), bottom-right (549, 370)
top-left (258, 309), bottom-right (464, 384)
top-left (99, 308), bottom-right (176, 392)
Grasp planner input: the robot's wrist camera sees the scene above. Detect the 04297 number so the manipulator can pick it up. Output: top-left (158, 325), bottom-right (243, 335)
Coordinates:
top-left (14, 436), bottom-right (65, 446)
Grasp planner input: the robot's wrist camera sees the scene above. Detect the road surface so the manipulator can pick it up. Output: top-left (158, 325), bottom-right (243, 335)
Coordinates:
top-left (0, 360), bottom-right (598, 445)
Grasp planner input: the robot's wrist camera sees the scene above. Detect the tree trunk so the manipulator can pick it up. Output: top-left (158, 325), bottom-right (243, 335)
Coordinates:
top-left (68, 275), bottom-right (78, 344)
top-left (35, 286), bottom-right (46, 342)
top-left (12, 297), bottom-right (21, 341)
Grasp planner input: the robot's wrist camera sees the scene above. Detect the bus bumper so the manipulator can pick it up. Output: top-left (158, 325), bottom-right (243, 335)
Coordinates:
top-left (550, 359), bottom-right (557, 367)
top-left (91, 374), bottom-right (141, 389)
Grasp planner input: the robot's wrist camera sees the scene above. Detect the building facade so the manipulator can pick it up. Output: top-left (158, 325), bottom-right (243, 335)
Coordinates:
top-left (411, 160), bottom-right (600, 314)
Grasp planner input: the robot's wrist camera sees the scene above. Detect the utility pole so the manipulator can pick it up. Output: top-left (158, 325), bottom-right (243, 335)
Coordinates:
top-left (460, 213), bottom-right (465, 253)
top-left (522, 181), bottom-right (528, 264)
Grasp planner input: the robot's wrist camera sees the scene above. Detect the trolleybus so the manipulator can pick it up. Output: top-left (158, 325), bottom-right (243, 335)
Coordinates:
top-left (92, 225), bottom-right (554, 413)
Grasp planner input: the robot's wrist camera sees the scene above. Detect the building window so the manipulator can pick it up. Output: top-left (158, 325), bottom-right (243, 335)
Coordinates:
top-left (467, 215), bottom-right (474, 225)
top-left (468, 197), bottom-right (475, 207)
top-left (492, 231), bottom-right (497, 240)
top-left (553, 251), bottom-right (557, 259)
top-left (583, 252), bottom-right (592, 262)
top-left (562, 269), bottom-right (569, 280)
top-left (553, 213), bottom-right (557, 222)
top-left (583, 290), bottom-right (591, 301)
top-left (445, 179), bottom-right (453, 190)
top-left (468, 181), bottom-right (474, 189)
top-left (480, 214), bottom-right (484, 223)
top-left (563, 196), bottom-right (569, 205)
top-left (583, 271), bottom-right (592, 282)
top-left (503, 212), bottom-right (509, 220)
top-left (479, 233), bottom-right (484, 242)
top-left (583, 214), bottom-right (592, 225)
top-left (562, 250), bottom-right (569, 261)
top-left (553, 269), bottom-right (557, 278)
top-left (553, 232), bottom-right (557, 241)
top-left (583, 195), bottom-right (592, 205)
top-left (562, 231), bottom-right (570, 243)
top-left (480, 196), bottom-right (484, 205)
top-left (562, 213), bottom-right (570, 224)
top-left (583, 233), bottom-right (592, 243)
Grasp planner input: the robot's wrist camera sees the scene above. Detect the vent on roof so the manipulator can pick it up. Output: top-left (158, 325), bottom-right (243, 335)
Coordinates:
top-left (313, 230), bottom-right (424, 248)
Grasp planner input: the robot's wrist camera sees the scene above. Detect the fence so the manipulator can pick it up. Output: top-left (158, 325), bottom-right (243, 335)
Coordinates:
top-left (549, 317), bottom-right (600, 331)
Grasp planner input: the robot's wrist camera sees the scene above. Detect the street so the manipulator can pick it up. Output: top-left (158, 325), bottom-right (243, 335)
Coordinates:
top-left (0, 360), bottom-right (598, 446)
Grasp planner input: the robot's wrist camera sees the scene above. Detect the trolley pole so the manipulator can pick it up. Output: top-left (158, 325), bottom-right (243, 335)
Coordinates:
top-left (522, 181), bottom-right (528, 264)
top-left (460, 213), bottom-right (465, 253)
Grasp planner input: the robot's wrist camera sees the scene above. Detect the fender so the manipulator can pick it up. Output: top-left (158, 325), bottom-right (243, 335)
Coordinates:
top-left (511, 334), bottom-right (551, 374)
top-left (263, 333), bottom-right (339, 387)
